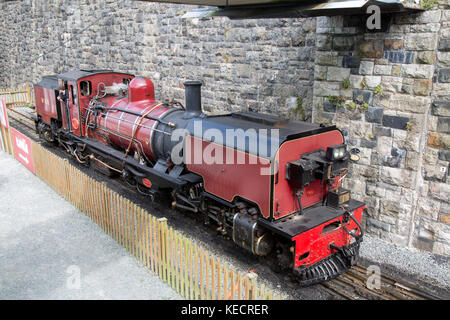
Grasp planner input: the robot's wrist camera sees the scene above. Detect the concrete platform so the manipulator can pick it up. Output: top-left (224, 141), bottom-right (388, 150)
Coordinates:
top-left (0, 152), bottom-right (182, 300)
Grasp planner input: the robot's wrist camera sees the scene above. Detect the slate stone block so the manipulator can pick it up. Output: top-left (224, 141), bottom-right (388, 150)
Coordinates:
top-left (342, 55), bottom-right (360, 69)
top-left (382, 50), bottom-right (414, 64)
top-left (431, 101), bottom-right (450, 117)
top-left (437, 117), bottom-right (450, 133)
top-left (365, 107), bottom-right (384, 123)
top-left (438, 38), bottom-right (450, 52)
top-left (391, 147), bottom-right (406, 158)
top-left (437, 68), bottom-right (450, 83)
top-left (382, 115), bottom-right (410, 130)
top-left (343, 15), bottom-right (364, 27)
top-left (353, 90), bottom-right (373, 105)
top-left (438, 150), bottom-right (450, 162)
top-left (415, 237), bottom-right (434, 252)
top-left (360, 139), bottom-right (377, 149)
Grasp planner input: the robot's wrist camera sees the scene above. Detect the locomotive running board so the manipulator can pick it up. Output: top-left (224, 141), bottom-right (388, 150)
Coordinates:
top-left (293, 241), bottom-right (361, 287)
top-left (257, 200), bottom-right (365, 239)
top-left (69, 134), bottom-right (188, 189)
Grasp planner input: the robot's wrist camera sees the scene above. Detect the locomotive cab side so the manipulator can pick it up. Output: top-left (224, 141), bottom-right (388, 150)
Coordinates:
top-left (34, 70), bottom-right (135, 142)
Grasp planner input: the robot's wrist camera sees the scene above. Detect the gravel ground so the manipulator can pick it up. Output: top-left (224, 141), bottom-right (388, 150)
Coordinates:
top-left (360, 236), bottom-right (450, 290)
top-left (0, 152), bottom-right (182, 300)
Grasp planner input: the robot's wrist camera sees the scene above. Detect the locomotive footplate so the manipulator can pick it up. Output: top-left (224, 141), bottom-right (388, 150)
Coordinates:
top-left (258, 199), bottom-right (364, 239)
top-left (66, 133), bottom-right (189, 189)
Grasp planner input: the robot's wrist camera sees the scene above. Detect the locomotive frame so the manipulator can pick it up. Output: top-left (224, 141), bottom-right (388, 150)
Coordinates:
top-left (33, 69), bottom-right (365, 286)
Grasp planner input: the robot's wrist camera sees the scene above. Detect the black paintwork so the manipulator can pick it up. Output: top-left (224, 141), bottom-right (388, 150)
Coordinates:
top-left (257, 199), bottom-right (365, 239)
top-left (58, 69), bottom-right (133, 82)
top-left (35, 75), bottom-right (59, 89)
top-left (67, 133), bottom-right (188, 189)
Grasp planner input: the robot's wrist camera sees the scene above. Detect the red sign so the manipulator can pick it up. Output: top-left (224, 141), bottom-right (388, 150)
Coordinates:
top-left (72, 118), bottom-right (79, 130)
top-left (10, 128), bottom-right (35, 174)
top-left (0, 97), bottom-right (8, 128)
top-left (142, 178), bottom-right (152, 188)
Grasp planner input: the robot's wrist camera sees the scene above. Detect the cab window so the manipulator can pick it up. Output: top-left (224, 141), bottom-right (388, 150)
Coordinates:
top-left (70, 85), bottom-right (76, 105)
top-left (80, 80), bottom-right (92, 96)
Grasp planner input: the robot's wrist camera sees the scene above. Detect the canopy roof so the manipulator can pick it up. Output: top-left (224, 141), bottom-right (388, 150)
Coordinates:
top-left (135, 0), bottom-right (422, 19)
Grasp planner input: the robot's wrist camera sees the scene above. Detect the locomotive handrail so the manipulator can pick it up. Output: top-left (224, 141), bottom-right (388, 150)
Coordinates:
top-left (124, 103), bottom-right (164, 160)
top-left (96, 114), bottom-right (171, 135)
top-left (99, 106), bottom-right (176, 128)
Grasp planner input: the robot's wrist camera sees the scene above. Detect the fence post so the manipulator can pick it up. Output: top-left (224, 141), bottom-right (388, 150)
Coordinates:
top-left (247, 272), bottom-right (258, 300)
top-left (157, 218), bottom-right (168, 282)
top-left (26, 84), bottom-right (31, 105)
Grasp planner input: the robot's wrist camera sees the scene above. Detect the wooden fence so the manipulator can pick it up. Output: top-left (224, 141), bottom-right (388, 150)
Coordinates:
top-left (0, 119), bottom-right (274, 300)
top-left (30, 142), bottom-right (279, 299)
top-left (0, 85), bottom-right (33, 107)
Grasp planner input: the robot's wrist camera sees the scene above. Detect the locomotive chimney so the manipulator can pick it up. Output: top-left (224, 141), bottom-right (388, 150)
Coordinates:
top-left (184, 80), bottom-right (203, 117)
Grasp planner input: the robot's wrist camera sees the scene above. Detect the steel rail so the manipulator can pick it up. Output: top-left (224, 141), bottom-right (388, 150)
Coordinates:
top-left (319, 264), bottom-right (444, 300)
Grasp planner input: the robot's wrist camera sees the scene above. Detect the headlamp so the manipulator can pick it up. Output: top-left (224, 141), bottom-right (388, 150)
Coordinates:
top-left (326, 144), bottom-right (347, 161)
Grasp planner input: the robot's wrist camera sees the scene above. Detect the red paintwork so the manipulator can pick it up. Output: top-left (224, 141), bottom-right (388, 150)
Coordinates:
top-left (292, 206), bottom-right (364, 269)
top-left (34, 86), bottom-right (58, 125)
top-left (93, 97), bottom-right (172, 161)
top-left (185, 135), bottom-right (272, 218)
top-left (10, 127), bottom-right (35, 174)
top-left (142, 178), bottom-right (152, 188)
top-left (33, 72), bottom-right (136, 137)
top-left (72, 118), bottom-right (79, 130)
top-left (128, 77), bottom-right (155, 102)
top-left (273, 130), bottom-right (344, 219)
top-left (77, 73), bottom-right (135, 137)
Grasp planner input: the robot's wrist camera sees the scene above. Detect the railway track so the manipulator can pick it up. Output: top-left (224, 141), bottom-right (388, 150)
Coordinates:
top-left (320, 265), bottom-right (445, 300)
top-left (5, 105), bottom-right (36, 131)
top-left (6, 106), bottom-right (449, 301)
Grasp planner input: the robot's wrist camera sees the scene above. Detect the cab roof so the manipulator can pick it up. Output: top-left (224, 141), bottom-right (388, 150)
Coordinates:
top-left (58, 70), bottom-right (134, 82)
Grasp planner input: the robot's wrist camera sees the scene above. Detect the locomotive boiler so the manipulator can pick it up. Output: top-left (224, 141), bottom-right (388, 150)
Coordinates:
top-left (33, 70), bottom-right (365, 286)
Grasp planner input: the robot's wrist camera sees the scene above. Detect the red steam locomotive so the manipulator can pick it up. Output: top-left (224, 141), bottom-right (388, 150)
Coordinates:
top-left (33, 70), bottom-right (365, 286)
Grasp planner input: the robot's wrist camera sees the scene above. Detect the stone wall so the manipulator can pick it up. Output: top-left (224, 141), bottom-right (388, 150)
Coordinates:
top-left (312, 4), bottom-right (450, 255)
top-left (0, 0), bottom-right (449, 255)
top-left (0, 0), bottom-right (316, 119)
